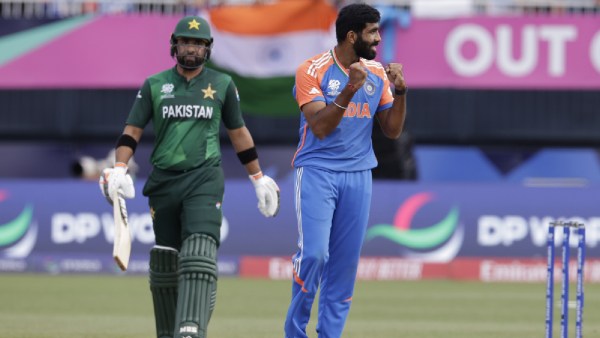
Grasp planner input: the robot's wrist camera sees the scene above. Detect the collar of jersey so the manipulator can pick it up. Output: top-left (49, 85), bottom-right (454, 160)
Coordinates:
top-left (330, 49), bottom-right (349, 77)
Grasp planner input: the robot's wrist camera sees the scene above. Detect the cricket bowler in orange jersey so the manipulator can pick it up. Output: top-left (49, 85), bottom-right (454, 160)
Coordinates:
top-left (285, 4), bottom-right (408, 338)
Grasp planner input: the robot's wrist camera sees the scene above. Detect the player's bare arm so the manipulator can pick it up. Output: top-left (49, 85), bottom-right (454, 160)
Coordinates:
top-left (377, 62), bottom-right (407, 139)
top-left (226, 126), bottom-right (260, 174)
top-left (302, 62), bottom-right (366, 140)
top-left (227, 126), bottom-right (280, 217)
top-left (115, 125), bottom-right (144, 164)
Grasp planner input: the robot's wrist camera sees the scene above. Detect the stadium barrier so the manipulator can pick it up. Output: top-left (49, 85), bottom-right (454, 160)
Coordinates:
top-left (1, 178), bottom-right (598, 281)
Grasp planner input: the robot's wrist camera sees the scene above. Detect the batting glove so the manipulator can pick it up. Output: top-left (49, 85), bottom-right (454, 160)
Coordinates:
top-left (250, 172), bottom-right (280, 217)
top-left (99, 163), bottom-right (135, 205)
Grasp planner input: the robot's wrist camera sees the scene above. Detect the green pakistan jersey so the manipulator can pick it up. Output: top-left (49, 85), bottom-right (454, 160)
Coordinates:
top-left (127, 66), bottom-right (244, 171)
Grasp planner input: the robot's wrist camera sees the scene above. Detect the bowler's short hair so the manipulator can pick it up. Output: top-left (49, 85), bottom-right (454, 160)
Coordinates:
top-left (335, 4), bottom-right (381, 43)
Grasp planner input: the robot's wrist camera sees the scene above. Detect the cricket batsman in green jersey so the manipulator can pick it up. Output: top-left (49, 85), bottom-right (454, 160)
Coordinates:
top-left (99, 16), bottom-right (280, 338)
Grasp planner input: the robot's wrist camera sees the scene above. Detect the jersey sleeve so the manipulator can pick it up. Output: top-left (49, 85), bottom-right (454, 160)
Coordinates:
top-left (221, 79), bottom-right (245, 130)
top-left (126, 79), bottom-right (153, 128)
top-left (377, 68), bottom-right (394, 112)
top-left (294, 61), bottom-right (325, 108)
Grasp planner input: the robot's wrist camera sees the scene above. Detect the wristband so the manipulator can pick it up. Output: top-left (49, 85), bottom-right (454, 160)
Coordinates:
top-left (115, 134), bottom-right (138, 153)
top-left (237, 146), bottom-right (259, 165)
top-left (332, 101), bottom-right (347, 110)
top-left (395, 87), bottom-right (408, 96)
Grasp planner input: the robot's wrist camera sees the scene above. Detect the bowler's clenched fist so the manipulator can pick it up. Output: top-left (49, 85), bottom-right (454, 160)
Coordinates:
top-left (348, 62), bottom-right (367, 90)
top-left (385, 63), bottom-right (406, 90)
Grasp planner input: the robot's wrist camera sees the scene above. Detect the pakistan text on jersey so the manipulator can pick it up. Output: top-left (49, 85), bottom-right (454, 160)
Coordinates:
top-left (162, 105), bottom-right (214, 119)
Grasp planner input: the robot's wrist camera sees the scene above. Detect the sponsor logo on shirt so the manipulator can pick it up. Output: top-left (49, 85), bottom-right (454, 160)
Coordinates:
top-left (308, 87), bottom-right (320, 95)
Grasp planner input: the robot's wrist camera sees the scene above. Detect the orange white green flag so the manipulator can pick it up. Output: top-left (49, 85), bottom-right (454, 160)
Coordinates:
top-left (204, 0), bottom-right (337, 117)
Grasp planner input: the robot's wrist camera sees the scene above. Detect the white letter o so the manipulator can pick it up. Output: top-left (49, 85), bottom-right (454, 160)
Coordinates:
top-left (446, 24), bottom-right (494, 77)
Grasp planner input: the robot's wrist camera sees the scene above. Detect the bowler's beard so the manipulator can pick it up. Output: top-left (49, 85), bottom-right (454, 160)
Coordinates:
top-left (354, 35), bottom-right (377, 60)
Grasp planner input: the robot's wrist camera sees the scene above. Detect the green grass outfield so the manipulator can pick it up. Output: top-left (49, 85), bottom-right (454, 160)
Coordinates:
top-left (0, 274), bottom-right (598, 338)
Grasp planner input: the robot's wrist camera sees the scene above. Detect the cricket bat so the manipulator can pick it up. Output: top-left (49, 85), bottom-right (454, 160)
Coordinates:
top-left (112, 191), bottom-right (131, 271)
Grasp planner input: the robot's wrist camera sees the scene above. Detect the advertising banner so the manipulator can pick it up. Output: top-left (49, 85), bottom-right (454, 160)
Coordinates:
top-left (242, 256), bottom-right (600, 283)
top-left (0, 179), bottom-right (598, 280)
top-left (393, 16), bottom-right (600, 88)
top-left (1, 15), bottom-right (598, 90)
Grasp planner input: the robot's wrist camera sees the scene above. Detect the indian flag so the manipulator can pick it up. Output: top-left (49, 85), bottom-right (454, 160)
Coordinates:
top-left (205, 0), bottom-right (337, 117)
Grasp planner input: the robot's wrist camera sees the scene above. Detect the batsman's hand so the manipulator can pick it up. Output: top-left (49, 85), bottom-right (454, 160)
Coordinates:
top-left (99, 164), bottom-right (135, 205)
top-left (250, 172), bottom-right (280, 217)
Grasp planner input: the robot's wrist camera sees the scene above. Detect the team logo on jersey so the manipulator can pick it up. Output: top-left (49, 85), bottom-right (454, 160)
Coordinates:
top-left (364, 80), bottom-right (376, 96)
top-left (160, 83), bottom-right (175, 99)
top-left (202, 83), bottom-right (217, 99)
top-left (326, 79), bottom-right (341, 96)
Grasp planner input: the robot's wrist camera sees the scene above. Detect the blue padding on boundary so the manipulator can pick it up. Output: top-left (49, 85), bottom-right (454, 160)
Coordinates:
top-left (506, 148), bottom-right (600, 183)
top-left (414, 146), bottom-right (502, 182)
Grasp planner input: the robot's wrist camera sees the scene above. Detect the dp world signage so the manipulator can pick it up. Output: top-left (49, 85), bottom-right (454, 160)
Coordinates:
top-left (0, 180), bottom-right (598, 274)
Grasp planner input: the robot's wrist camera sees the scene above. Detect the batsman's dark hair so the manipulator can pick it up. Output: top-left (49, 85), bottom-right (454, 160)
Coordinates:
top-left (335, 3), bottom-right (380, 43)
